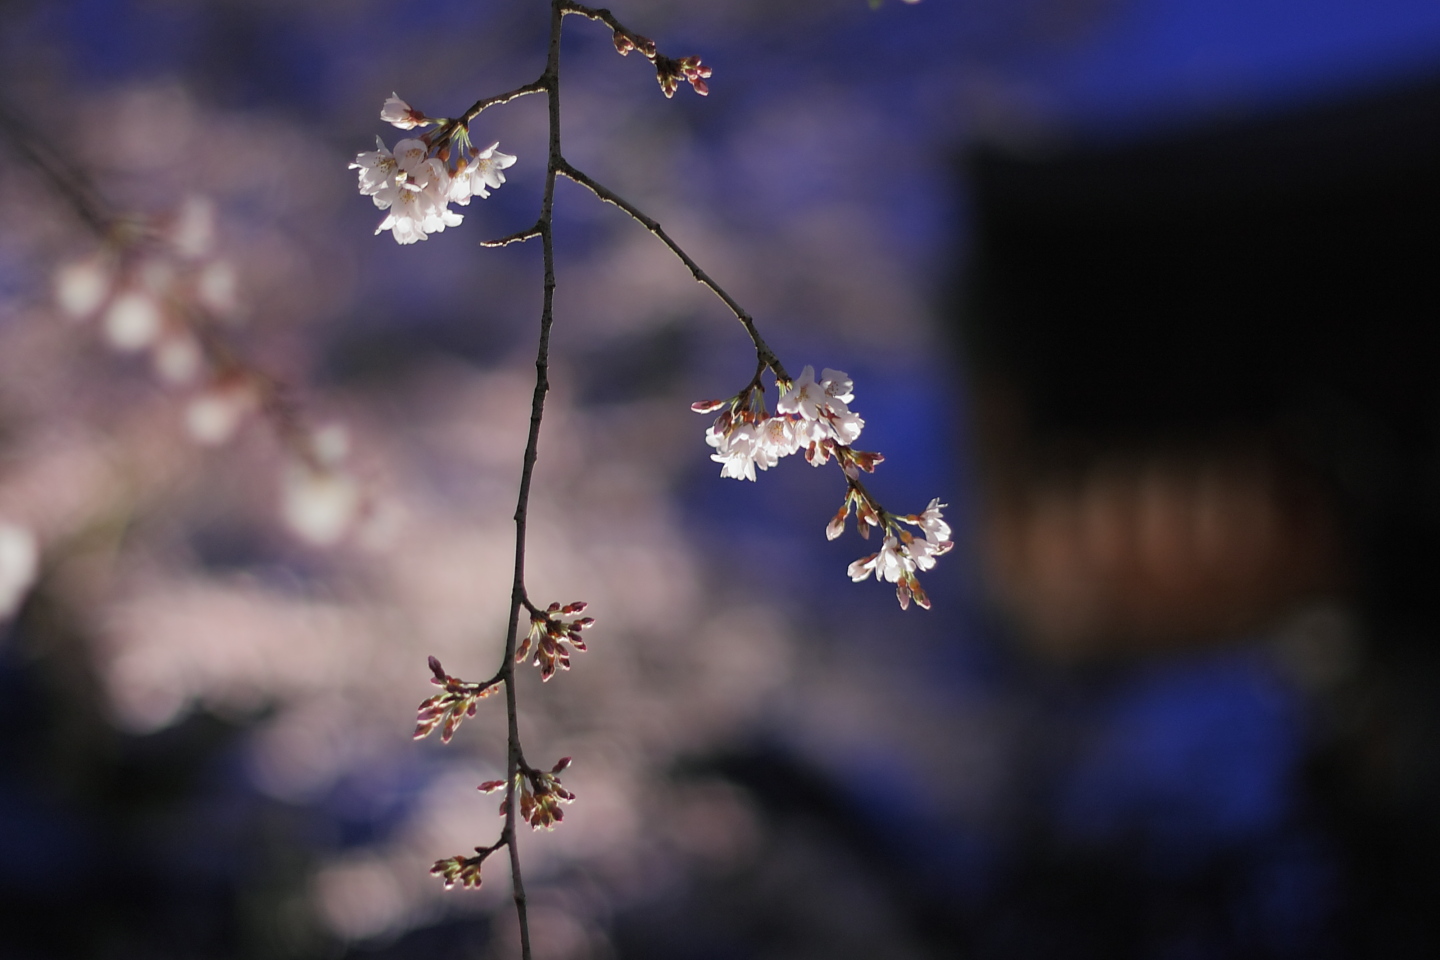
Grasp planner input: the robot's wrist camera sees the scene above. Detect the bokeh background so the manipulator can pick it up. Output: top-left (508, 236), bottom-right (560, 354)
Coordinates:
top-left (3, 0), bottom-right (1440, 957)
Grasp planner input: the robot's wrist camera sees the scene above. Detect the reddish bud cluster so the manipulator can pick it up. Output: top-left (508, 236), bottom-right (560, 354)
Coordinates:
top-left (805, 436), bottom-right (882, 470)
top-left (893, 562), bottom-right (931, 610)
top-left (655, 54), bottom-right (711, 98)
top-left (430, 846), bottom-right (495, 890)
top-left (517, 602), bottom-right (594, 682)
top-left (842, 447), bottom-right (885, 475)
top-left (521, 757), bottom-right (576, 830)
top-left (608, 23), bottom-right (709, 98)
top-left (480, 758), bottom-right (576, 831)
top-left (612, 28), bottom-right (657, 59)
top-left (413, 655), bottom-right (500, 743)
top-left (827, 485), bottom-right (882, 542)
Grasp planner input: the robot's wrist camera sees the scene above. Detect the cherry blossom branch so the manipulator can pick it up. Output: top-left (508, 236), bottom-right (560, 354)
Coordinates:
top-left (557, 160), bottom-right (790, 382)
top-left (482, 225), bottom-right (543, 248)
top-left (494, 5), bottom-right (564, 956)
top-left (3, 97), bottom-right (364, 548)
top-left (454, 81), bottom-right (548, 131)
top-left (561, 3), bottom-right (712, 98)
top-left (382, 1), bottom-right (949, 953)
top-left (552, 155), bottom-right (953, 609)
top-left (559, 3), bottom-right (632, 34)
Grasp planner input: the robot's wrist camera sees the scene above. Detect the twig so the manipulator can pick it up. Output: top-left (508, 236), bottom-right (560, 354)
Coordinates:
top-left (557, 160), bottom-right (790, 382)
top-left (433, 81), bottom-right (547, 149)
top-left (496, 3), bottom-right (566, 957)
top-left (482, 224), bottom-right (543, 248)
top-left (0, 101), bottom-right (113, 236)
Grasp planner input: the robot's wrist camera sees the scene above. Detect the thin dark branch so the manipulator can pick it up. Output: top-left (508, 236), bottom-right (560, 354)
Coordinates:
top-left (559, 2), bottom-right (625, 31)
top-left (497, 4), bottom-right (566, 958)
top-left (452, 80), bottom-right (548, 134)
top-left (0, 101), bottom-right (113, 236)
top-left (482, 224), bottom-right (543, 248)
top-left (557, 160), bottom-right (790, 382)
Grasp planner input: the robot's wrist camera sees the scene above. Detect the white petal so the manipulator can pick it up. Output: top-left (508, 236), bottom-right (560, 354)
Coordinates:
top-left (196, 260), bottom-right (238, 314)
top-left (0, 523), bottom-right (39, 620)
top-left (104, 291), bottom-right (163, 351)
top-left (283, 465), bottom-right (360, 546)
top-left (185, 384), bottom-right (256, 445)
top-left (170, 196), bottom-right (216, 259)
top-left (55, 256), bottom-right (112, 318)
top-left (153, 336), bottom-right (203, 385)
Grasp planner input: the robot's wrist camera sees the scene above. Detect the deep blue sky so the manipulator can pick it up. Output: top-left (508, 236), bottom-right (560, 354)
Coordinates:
top-left (1030, 0), bottom-right (1440, 132)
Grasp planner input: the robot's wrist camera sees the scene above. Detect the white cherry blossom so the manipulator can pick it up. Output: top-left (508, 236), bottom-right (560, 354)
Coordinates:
top-left (196, 260), bottom-right (238, 314)
top-left (757, 415), bottom-right (802, 462)
top-left (816, 405), bottom-right (863, 445)
top-left (819, 368), bottom-right (853, 403)
top-left (776, 365), bottom-right (826, 421)
top-left (903, 533), bottom-right (950, 571)
top-left (912, 498), bottom-right (951, 544)
top-left (169, 196), bottom-right (216, 260)
top-left (707, 416), bottom-right (763, 481)
top-left (468, 142), bottom-right (516, 199)
top-left (391, 138), bottom-right (431, 175)
top-left (380, 93), bottom-right (427, 130)
top-left (351, 137), bottom-right (401, 207)
top-left (103, 289), bottom-right (163, 351)
top-left (282, 462), bottom-right (361, 546)
top-left (375, 182), bottom-right (433, 244)
top-left (847, 535), bottom-right (913, 584)
top-left (153, 336), bottom-right (203, 385)
top-left (55, 256), bottom-right (112, 318)
top-left (778, 365), bottom-right (864, 445)
top-left (353, 116), bottom-right (515, 244)
top-left (185, 379), bottom-right (257, 445)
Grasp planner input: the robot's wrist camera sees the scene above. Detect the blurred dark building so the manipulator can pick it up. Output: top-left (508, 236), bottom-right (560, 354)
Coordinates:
top-left (615, 76), bottom-right (1440, 959)
top-left (964, 75), bottom-right (1440, 661)
top-left (954, 72), bottom-right (1440, 959)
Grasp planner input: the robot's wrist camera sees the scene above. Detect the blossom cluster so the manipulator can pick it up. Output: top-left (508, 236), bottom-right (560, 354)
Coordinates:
top-left (413, 655), bottom-right (501, 744)
top-left (53, 199), bottom-right (250, 436)
top-left (480, 757), bottom-right (576, 831)
top-left (53, 199), bottom-right (368, 547)
top-left (695, 365), bottom-right (952, 608)
top-left (351, 94), bottom-right (515, 245)
top-left (518, 601), bottom-right (595, 682)
top-left (694, 365), bottom-right (864, 482)
top-left (846, 498), bottom-right (953, 610)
